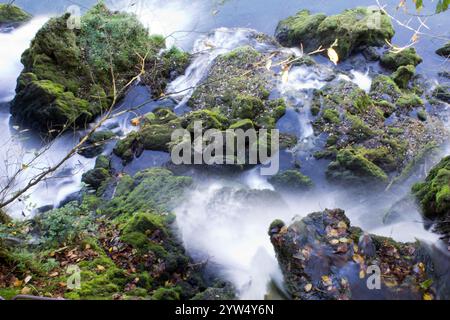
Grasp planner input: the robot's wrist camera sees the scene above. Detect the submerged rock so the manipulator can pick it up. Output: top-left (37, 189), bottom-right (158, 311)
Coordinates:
top-left (0, 4), bottom-right (31, 28)
top-left (380, 48), bottom-right (423, 70)
top-left (268, 170), bottom-right (313, 191)
top-left (436, 42), bottom-right (450, 57)
top-left (275, 7), bottom-right (394, 60)
top-left (270, 209), bottom-right (449, 300)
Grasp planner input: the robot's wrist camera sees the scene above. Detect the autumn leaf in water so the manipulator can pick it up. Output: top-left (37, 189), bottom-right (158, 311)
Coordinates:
top-left (265, 59), bottom-right (272, 71)
top-left (281, 65), bottom-right (290, 83)
top-left (304, 283), bottom-right (313, 292)
top-left (327, 39), bottom-right (339, 65)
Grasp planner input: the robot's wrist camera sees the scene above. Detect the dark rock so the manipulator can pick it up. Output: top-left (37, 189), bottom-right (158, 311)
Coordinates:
top-left (436, 42), bottom-right (450, 57)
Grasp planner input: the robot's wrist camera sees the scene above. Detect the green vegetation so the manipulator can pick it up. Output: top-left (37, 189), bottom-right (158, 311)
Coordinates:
top-left (0, 4), bottom-right (31, 26)
top-left (269, 170), bottom-right (313, 191)
top-left (380, 48), bottom-right (422, 70)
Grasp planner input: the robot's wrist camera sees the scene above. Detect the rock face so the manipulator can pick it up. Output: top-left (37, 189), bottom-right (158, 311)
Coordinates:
top-left (275, 7), bottom-right (394, 59)
top-left (11, 4), bottom-right (187, 134)
top-left (413, 156), bottom-right (450, 238)
top-left (0, 4), bottom-right (31, 28)
top-left (436, 42), bottom-right (450, 57)
top-left (380, 48), bottom-right (422, 70)
top-left (270, 209), bottom-right (448, 300)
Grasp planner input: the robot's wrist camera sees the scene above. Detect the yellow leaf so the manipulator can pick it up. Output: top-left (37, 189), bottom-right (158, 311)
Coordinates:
top-left (322, 275), bottom-right (332, 286)
top-left (85, 244), bottom-right (91, 250)
top-left (265, 59), bottom-right (272, 71)
top-left (304, 283), bottom-right (313, 292)
top-left (327, 229), bottom-right (339, 237)
top-left (13, 279), bottom-right (23, 287)
top-left (329, 239), bottom-right (339, 245)
top-left (423, 293), bottom-right (433, 300)
top-left (97, 265), bottom-right (105, 272)
top-left (49, 272), bottom-right (59, 277)
top-left (339, 237), bottom-right (349, 243)
top-left (327, 47), bottom-right (339, 65)
top-left (359, 269), bottom-right (365, 279)
top-left (353, 254), bottom-right (365, 264)
top-left (21, 287), bottom-right (31, 295)
top-left (131, 117), bottom-right (141, 126)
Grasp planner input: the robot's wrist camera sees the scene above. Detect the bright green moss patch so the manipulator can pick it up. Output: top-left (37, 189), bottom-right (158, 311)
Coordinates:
top-left (380, 48), bottom-right (423, 70)
top-left (0, 4), bottom-right (31, 26)
top-left (269, 170), bottom-right (313, 191)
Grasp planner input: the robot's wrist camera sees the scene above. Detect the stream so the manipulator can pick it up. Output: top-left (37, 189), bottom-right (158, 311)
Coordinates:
top-left (0, 0), bottom-right (449, 300)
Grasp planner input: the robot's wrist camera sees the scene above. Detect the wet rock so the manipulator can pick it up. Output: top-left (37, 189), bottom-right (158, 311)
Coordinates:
top-left (270, 208), bottom-right (448, 300)
top-left (81, 155), bottom-right (112, 191)
top-left (0, 4), bottom-right (31, 28)
top-left (78, 130), bottom-right (116, 158)
top-left (391, 65), bottom-right (416, 89)
top-left (436, 42), bottom-right (450, 57)
top-left (432, 85), bottom-right (450, 104)
top-left (412, 156), bottom-right (450, 239)
top-left (361, 46), bottom-right (381, 61)
top-left (268, 170), bottom-right (313, 191)
top-left (380, 48), bottom-right (423, 70)
top-left (275, 7), bottom-right (394, 60)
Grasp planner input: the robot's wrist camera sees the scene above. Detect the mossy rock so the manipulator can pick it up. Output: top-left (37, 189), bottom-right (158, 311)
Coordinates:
top-left (396, 93), bottom-right (424, 109)
top-left (0, 4), bottom-right (31, 27)
top-left (412, 156), bottom-right (450, 220)
top-left (380, 48), bottom-right (422, 70)
top-left (326, 147), bottom-right (388, 185)
top-left (432, 85), bottom-right (450, 104)
top-left (269, 170), bottom-right (313, 191)
top-left (229, 119), bottom-right (255, 131)
top-left (322, 109), bottom-right (340, 124)
top-left (436, 42), bottom-right (450, 57)
top-left (370, 75), bottom-right (402, 103)
top-left (275, 7), bottom-right (394, 59)
top-left (78, 130), bottom-right (116, 158)
top-left (391, 65), bottom-right (415, 89)
top-left (11, 3), bottom-right (181, 134)
top-left (181, 109), bottom-right (228, 132)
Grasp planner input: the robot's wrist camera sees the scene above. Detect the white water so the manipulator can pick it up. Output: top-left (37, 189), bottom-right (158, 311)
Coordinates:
top-left (0, 17), bottom-right (49, 102)
top-left (0, 17), bottom-right (97, 219)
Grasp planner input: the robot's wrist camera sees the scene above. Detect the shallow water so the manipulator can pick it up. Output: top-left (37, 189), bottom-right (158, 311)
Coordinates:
top-left (0, 0), bottom-right (449, 299)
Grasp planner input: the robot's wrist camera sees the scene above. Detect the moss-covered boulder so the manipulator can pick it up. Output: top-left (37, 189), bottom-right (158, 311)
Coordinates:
top-left (412, 156), bottom-right (450, 237)
top-left (275, 7), bottom-right (394, 60)
top-left (380, 48), bottom-right (423, 70)
top-left (268, 170), bottom-right (313, 191)
top-left (0, 4), bottom-right (31, 27)
top-left (78, 130), bottom-right (116, 158)
top-left (113, 108), bottom-right (181, 163)
top-left (188, 46), bottom-right (286, 130)
top-left (436, 42), bottom-right (450, 57)
top-left (81, 155), bottom-right (112, 191)
top-left (270, 208), bottom-right (446, 300)
top-left (11, 4), bottom-right (186, 134)
top-left (391, 65), bottom-right (415, 89)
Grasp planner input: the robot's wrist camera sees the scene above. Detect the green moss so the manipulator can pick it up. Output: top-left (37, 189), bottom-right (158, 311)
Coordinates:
top-left (229, 119), bottom-right (255, 130)
top-left (397, 93), bottom-right (424, 109)
top-left (417, 109), bottom-right (427, 121)
top-left (345, 113), bottom-right (374, 142)
top-left (432, 85), bottom-right (450, 103)
top-left (0, 4), bottom-right (31, 26)
top-left (326, 147), bottom-right (388, 184)
top-left (322, 109), bottom-right (340, 124)
top-left (412, 156), bottom-right (450, 219)
top-left (380, 48), bottom-right (423, 70)
top-left (392, 65), bottom-right (415, 89)
top-left (275, 7), bottom-right (394, 59)
top-left (268, 170), bottom-right (313, 191)
top-left (151, 287), bottom-right (181, 300)
top-left (181, 109), bottom-right (228, 132)
top-left (370, 75), bottom-right (402, 103)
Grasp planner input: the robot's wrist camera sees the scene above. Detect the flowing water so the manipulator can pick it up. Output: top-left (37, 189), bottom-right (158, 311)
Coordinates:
top-left (0, 0), bottom-right (449, 299)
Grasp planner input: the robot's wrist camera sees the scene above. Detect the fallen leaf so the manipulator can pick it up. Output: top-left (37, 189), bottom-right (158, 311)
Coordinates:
top-left (265, 59), bottom-right (272, 71)
top-left (85, 244), bottom-right (91, 250)
top-left (49, 272), bottom-right (59, 277)
top-left (329, 239), bottom-right (339, 245)
top-left (322, 275), bottom-right (332, 286)
top-left (131, 117), bottom-right (141, 126)
top-left (24, 275), bottom-right (32, 284)
top-left (21, 287), bottom-right (31, 295)
top-left (13, 279), bottom-right (23, 287)
top-left (359, 269), bottom-right (365, 279)
top-left (337, 221), bottom-right (348, 229)
top-left (423, 293), bottom-right (433, 300)
top-left (304, 283), bottom-right (313, 292)
top-left (281, 69), bottom-right (289, 83)
top-left (353, 254), bottom-right (365, 264)
top-left (97, 265), bottom-right (105, 272)
top-left (327, 47), bottom-right (339, 65)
